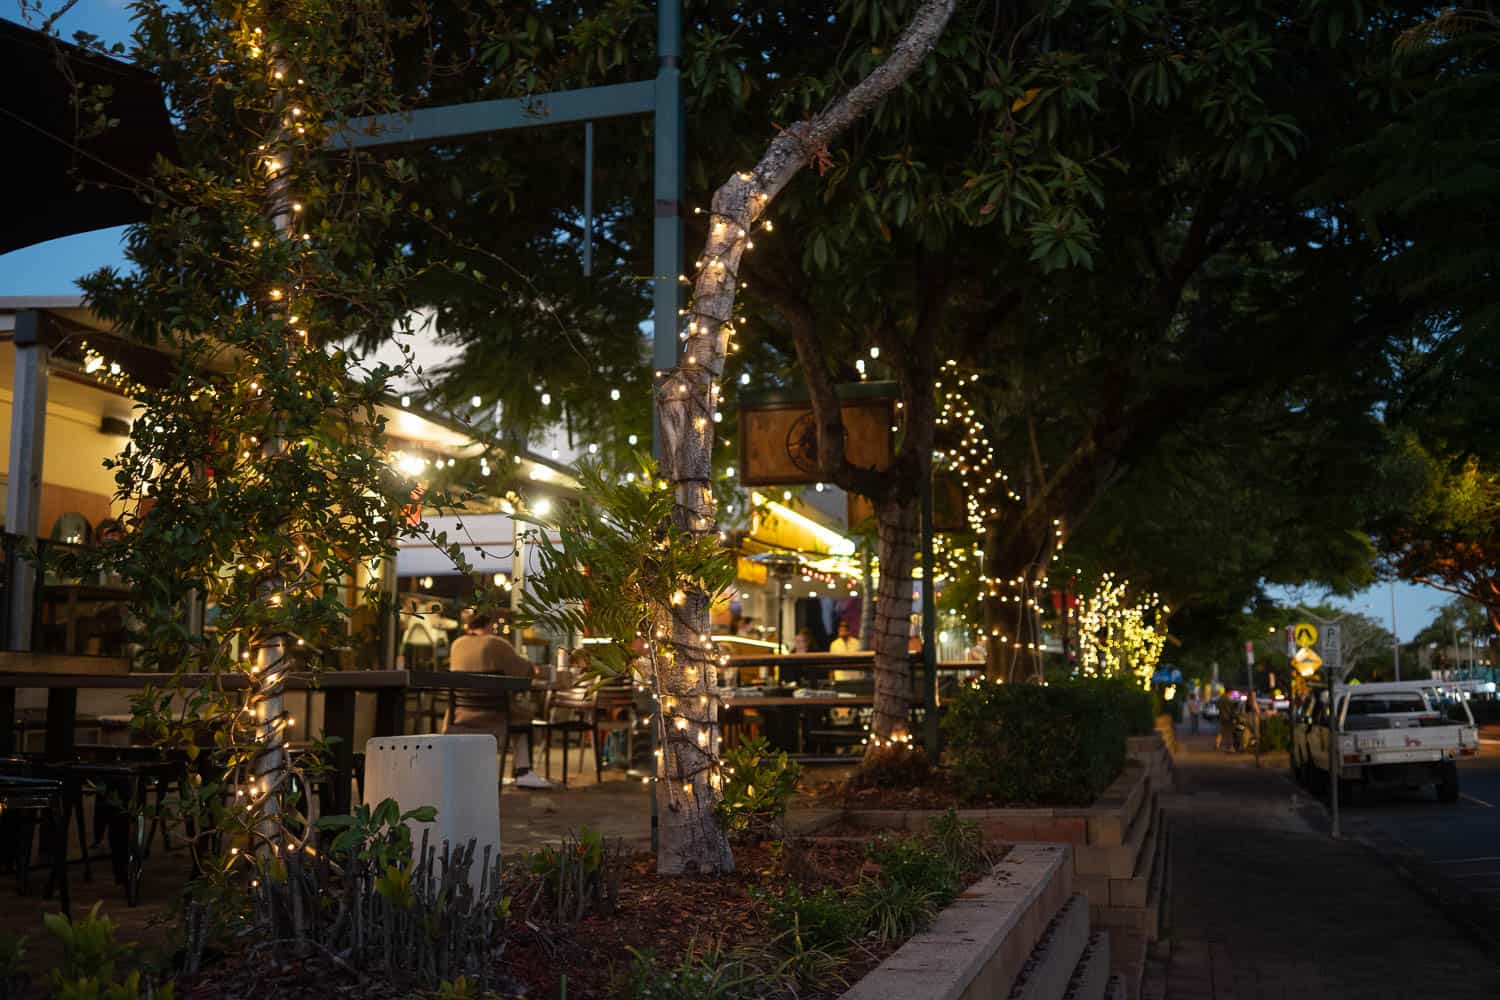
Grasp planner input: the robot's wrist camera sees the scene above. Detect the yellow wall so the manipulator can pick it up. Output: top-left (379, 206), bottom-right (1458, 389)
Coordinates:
top-left (0, 344), bottom-right (134, 532)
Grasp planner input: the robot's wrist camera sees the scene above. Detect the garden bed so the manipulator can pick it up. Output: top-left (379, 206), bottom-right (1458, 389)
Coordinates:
top-left (166, 831), bottom-right (1003, 1000)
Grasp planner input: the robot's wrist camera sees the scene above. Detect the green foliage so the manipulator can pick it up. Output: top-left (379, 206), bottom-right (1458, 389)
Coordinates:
top-left (1375, 437), bottom-right (1500, 633)
top-left (0, 933), bottom-right (26, 978)
top-left (760, 886), bottom-right (864, 955)
top-left (624, 943), bottom-right (784, 1000)
top-left (44, 903), bottom-right (171, 1000)
top-left (519, 460), bottom-right (736, 681)
top-left (316, 797), bottom-right (438, 871)
top-left (926, 810), bottom-right (988, 874)
top-left (854, 878), bottom-right (941, 946)
top-left (715, 738), bottom-right (802, 841)
top-left (1096, 677), bottom-right (1156, 737)
top-left (528, 826), bottom-right (621, 923)
top-left (942, 680), bottom-right (1127, 805)
top-left (1257, 713), bottom-right (1291, 753)
top-left (865, 834), bottom-right (961, 904)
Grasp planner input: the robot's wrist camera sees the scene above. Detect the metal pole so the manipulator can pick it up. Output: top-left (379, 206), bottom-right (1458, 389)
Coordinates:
top-left (583, 121), bottom-right (594, 277)
top-left (510, 513), bottom-right (527, 653)
top-left (647, 0), bottom-right (683, 858)
top-left (651, 0), bottom-right (684, 377)
top-left (1390, 580), bottom-right (1401, 681)
top-left (1329, 678), bottom-right (1341, 838)
top-left (5, 312), bottom-right (48, 653)
top-left (920, 471), bottom-right (938, 755)
top-left (1246, 656), bottom-right (1260, 769)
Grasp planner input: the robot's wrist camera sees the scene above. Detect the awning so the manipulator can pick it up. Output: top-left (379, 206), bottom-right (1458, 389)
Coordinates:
top-left (0, 18), bottom-right (176, 254)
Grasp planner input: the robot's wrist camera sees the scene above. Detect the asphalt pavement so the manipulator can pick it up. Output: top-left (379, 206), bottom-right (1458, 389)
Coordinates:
top-left (1319, 747), bottom-right (1500, 951)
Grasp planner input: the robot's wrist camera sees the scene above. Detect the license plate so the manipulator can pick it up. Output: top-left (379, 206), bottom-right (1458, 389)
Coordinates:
top-left (1374, 749), bottom-right (1443, 763)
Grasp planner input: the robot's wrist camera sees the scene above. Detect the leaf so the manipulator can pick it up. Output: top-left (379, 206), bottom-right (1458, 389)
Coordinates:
top-left (1011, 87), bottom-right (1041, 113)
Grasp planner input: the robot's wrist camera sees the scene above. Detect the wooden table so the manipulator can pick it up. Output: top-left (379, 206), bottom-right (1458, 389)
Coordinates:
top-left (0, 657), bottom-right (530, 813)
top-left (722, 694), bottom-right (874, 756)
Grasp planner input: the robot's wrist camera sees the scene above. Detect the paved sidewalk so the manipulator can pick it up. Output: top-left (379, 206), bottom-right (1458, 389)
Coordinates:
top-left (1145, 733), bottom-right (1500, 1000)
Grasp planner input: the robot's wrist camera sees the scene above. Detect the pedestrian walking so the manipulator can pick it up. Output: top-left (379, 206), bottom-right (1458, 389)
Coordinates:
top-left (1186, 691), bottom-right (1202, 735)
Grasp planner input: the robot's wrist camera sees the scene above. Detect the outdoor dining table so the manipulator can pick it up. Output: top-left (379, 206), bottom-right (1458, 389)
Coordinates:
top-left (720, 693), bottom-right (875, 757)
top-left (0, 653), bottom-right (531, 814)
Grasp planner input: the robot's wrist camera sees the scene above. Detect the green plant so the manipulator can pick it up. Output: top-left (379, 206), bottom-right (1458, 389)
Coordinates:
top-left (435, 977), bottom-right (502, 1000)
top-left (855, 878), bottom-right (941, 945)
top-left (1256, 712), bottom-right (1291, 752)
top-left (528, 826), bottom-right (622, 922)
top-left (715, 738), bottom-right (801, 841)
top-left (624, 943), bottom-right (786, 1000)
top-left (760, 886), bottom-right (863, 954)
top-left (519, 461), bottom-right (739, 873)
top-left (942, 679), bottom-right (1127, 806)
top-left (0, 932), bottom-right (26, 1000)
top-left (866, 835), bottom-right (961, 903)
top-left (317, 797), bottom-right (438, 870)
top-left (768, 925), bottom-right (846, 993)
top-left (926, 810), bottom-right (987, 874)
top-left (44, 903), bottom-right (172, 1000)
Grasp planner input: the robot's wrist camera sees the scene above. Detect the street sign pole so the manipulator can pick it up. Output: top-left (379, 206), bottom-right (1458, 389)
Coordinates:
top-left (1245, 640), bottom-right (1260, 769)
top-left (1329, 672), bottom-right (1341, 839)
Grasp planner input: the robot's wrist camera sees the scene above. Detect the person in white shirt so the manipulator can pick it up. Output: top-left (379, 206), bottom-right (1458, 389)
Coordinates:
top-left (828, 621), bottom-right (861, 654)
top-left (828, 621), bottom-right (870, 687)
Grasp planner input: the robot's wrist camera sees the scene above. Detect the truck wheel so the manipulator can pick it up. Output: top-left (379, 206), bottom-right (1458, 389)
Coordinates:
top-left (1437, 763), bottom-right (1460, 804)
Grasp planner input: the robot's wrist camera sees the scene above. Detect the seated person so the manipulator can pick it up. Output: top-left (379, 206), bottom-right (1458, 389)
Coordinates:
top-left (445, 612), bottom-right (551, 789)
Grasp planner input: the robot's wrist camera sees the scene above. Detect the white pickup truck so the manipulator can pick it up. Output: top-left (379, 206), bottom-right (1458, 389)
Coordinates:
top-left (1291, 681), bottom-right (1480, 804)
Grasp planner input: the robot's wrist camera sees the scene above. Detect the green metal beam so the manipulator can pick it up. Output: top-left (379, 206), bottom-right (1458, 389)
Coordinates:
top-left (330, 79), bottom-right (657, 151)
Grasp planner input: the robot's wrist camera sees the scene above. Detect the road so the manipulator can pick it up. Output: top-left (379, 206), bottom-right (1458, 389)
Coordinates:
top-left (1316, 749), bottom-right (1500, 948)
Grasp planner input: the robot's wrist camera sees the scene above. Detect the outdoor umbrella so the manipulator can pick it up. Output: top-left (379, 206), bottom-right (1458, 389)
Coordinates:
top-left (0, 17), bottom-right (175, 255)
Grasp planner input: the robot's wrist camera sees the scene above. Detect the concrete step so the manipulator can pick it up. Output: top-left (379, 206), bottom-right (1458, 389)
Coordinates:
top-left (1104, 927), bottom-right (1148, 1000)
top-left (1063, 931), bottom-right (1112, 1000)
top-left (1010, 893), bottom-right (1090, 1000)
top-left (1077, 794), bottom-right (1158, 878)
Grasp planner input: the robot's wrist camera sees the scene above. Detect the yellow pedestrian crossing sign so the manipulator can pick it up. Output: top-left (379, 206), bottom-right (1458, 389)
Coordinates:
top-left (1294, 622), bottom-right (1318, 648)
top-left (1293, 647), bottom-right (1323, 677)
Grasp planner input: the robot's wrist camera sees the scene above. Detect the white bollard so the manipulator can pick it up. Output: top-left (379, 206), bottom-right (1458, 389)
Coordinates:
top-left (362, 734), bottom-right (500, 892)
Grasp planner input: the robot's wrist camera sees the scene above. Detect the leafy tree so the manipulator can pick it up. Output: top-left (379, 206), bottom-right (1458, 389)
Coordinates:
top-left (368, 0), bottom-right (1446, 744)
top-left (69, 0), bottom-right (478, 883)
top-left (1376, 437), bottom-right (1500, 635)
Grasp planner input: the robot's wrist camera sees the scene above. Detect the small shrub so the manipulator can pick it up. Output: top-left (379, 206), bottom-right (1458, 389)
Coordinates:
top-left (1256, 712), bottom-right (1291, 752)
top-left (942, 680), bottom-right (1127, 805)
top-left (846, 743), bottom-right (931, 790)
top-left (716, 738), bottom-right (802, 841)
top-left (761, 886), bottom-right (863, 954)
top-left (44, 903), bottom-right (173, 1000)
top-left (855, 878), bottom-right (941, 945)
top-left (866, 835), bottom-right (960, 903)
top-left (926, 810), bottom-right (987, 874)
top-left (624, 943), bottom-right (788, 1000)
top-left (1100, 677), bottom-right (1157, 735)
top-left (529, 825), bottom-right (622, 922)
top-left (0, 933), bottom-right (27, 1000)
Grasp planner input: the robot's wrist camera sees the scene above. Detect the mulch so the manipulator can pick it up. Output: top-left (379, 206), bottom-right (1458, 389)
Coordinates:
top-left (171, 837), bottom-right (937, 1000)
top-left (802, 767), bottom-right (1012, 811)
top-left (502, 839), bottom-right (888, 999)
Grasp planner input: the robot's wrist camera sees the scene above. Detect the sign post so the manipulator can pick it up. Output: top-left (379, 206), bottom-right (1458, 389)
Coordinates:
top-left (1245, 641), bottom-right (1260, 768)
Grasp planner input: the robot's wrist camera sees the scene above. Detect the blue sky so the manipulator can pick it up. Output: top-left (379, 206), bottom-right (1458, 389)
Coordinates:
top-left (1, 1), bottom-right (1461, 640)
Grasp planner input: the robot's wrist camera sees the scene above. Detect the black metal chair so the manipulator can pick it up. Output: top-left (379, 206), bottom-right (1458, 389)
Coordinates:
top-left (0, 773), bottom-right (69, 917)
top-left (32, 747), bottom-right (185, 906)
top-left (535, 687), bottom-right (598, 788)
